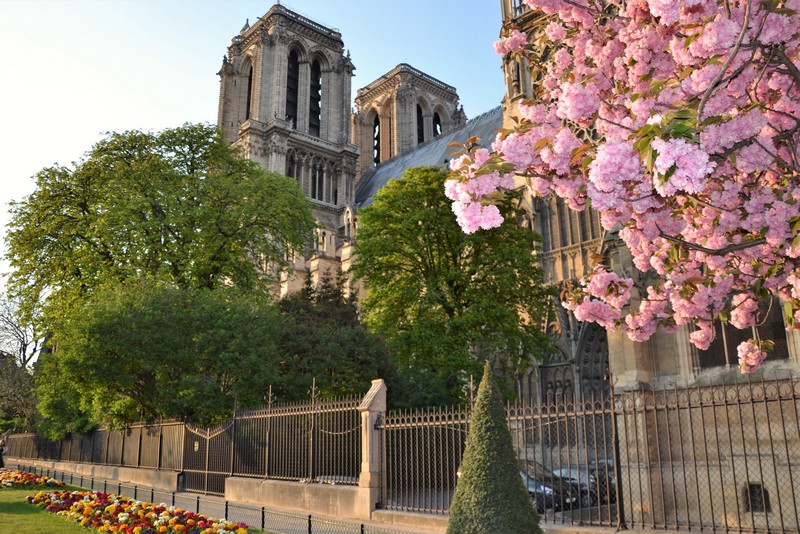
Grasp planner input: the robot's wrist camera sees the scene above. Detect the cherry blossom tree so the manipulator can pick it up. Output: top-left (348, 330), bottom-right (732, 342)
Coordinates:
top-left (447, 0), bottom-right (800, 373)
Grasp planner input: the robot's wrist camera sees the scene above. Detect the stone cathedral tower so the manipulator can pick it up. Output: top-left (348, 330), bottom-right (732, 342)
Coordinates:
top-left (217, 4), bottom-right (469, 296)
top-left (217, 4), bottom-right (360, 293)
top-left (352, 64), bottom-right (466, 180)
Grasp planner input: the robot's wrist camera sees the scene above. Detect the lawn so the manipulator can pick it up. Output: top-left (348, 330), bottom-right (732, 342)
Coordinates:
top-left (0, 485), bottom-right (88, 534)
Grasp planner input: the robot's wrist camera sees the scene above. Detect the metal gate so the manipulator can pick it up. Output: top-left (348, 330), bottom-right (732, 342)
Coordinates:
top-left (182, 421), bottom-right (233, 495)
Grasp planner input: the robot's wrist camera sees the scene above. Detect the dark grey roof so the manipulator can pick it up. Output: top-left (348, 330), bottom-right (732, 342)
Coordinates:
top-left (354, 106), bottom-right (504, 207)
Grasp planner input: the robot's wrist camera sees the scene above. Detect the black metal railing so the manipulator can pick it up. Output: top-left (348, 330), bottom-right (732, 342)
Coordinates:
top-left (376, 377), bottom-right (800, 534)
top-left (7, 376), bottom-right (800, 534)
top-left (7, 393), bottom-right (362, 496)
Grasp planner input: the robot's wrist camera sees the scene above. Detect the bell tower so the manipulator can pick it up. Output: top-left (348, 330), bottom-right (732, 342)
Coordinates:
top-left (351, 64), bottom-right (466, 180)
top-left (217, 4), bottom-right (359, 222)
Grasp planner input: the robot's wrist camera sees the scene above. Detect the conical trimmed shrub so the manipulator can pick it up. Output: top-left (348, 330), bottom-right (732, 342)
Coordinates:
top-left (447, 362), bottom-right (541, 534)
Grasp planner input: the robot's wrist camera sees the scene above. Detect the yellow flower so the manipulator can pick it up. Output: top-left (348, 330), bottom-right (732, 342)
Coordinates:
top-left (236, 528), bottom-right (248, 534)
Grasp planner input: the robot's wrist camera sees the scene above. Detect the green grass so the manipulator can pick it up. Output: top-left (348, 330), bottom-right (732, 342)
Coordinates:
top-left (0, 485), bottom-right (88, 534)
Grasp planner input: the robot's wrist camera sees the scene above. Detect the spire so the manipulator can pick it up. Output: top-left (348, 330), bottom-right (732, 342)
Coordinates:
top-left (240, 18), bottom-right (250, 33)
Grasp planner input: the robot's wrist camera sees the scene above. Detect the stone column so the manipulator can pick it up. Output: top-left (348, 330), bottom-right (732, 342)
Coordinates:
top-left (356, 379), bottom-right (387, 518)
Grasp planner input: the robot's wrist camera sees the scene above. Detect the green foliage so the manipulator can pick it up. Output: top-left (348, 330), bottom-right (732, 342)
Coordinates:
top-left (273, 270), bottom-right (396, 400)
top-left (36, 282), bottom-right (282, 435)
top-left (34, 352), bottom-right (96, 440)
top-left (447, 362), bottom-right (541, 534)
top-left (352, 166), bottom-right (554, 403)
top-left (5, 123), bottom-right (316, 329)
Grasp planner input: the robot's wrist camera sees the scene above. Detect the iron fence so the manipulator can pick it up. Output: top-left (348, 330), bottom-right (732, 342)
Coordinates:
top-left (616, 378), bottom-right (800, 533)
top-left (6, 421), bottom-right (185, 472)
top-left (7, 394), bottom-right (362, 496)
top-left (376, 376), bottom-right (800, 534)
top-left (7, 376), bottom-right (800, 534)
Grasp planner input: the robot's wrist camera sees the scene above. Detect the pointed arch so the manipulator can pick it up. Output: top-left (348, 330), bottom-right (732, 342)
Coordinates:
top-left (308, 52), bottom-right (329, 139)
top-left (310, 156), bottom-right (326, 202)
top-left (416, 97), bottom-right (431, 145)
top-left (370, 109), bottom-right (381, 165)
top-left (285, 48), bottom-right (301, 128)
top-left (285, 149), bottom-right (297, 179)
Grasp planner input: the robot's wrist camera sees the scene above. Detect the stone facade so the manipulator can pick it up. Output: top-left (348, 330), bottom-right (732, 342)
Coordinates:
top-left (352, 63), bottom-right (466, 179)
top-left (217, 5), bottom-right (466, 298)
top-left (218, 2), bottom-right (800, 391)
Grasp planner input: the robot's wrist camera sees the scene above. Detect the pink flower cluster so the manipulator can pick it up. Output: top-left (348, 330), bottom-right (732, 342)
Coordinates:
top-left (494, 29), bottom-right (528, 55)
top-left (445, 148), bottom-right (515, 233)
top-left (650, 138), bottom-right (716, 196)
top-left (447, 0), bottom-right (800, 373)
top-left (738, 340), bottom-right (768, 374)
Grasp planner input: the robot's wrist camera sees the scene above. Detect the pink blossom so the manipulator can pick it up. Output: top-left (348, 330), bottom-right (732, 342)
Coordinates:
top-left (689, 321), bottom-right (715, 351)
top-left (730, 294), bottom-right (758, 329)
top-left (545, 22), bottom-right (567, 41)
top-left (650, 138), bottom-right (715, 195)
top-left (556, 82), bottom-right (601, 122)
top-left (494, 29), bottom-right (527, 55)
top-left (446, 0), bottom-right (800, 374)
top-left (738, 340), bottom-right (768, 374)
top-left (450, 201), bottom-right (504, 234)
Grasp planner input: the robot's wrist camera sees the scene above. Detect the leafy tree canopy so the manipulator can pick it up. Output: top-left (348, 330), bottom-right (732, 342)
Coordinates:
top-left (36, 282), bottom-right (282, 436)
top-left (273, 270), bottom-right (397, 401)
top-left (5, 123), bottom-right (316, 330)
top-left (352, 166), bottom-right (554, 401)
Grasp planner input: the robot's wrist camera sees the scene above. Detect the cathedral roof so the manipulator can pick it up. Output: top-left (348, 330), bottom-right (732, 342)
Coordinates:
top-left (354, 106), bottom-right (504, 207)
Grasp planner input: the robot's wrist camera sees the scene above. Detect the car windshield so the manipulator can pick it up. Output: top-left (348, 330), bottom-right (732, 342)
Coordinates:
top-left (522, 462), bottom-right (556, 480)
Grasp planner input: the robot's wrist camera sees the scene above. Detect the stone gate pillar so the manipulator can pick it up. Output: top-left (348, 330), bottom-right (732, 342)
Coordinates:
top-left (356, 379), bottom-right (386, 518)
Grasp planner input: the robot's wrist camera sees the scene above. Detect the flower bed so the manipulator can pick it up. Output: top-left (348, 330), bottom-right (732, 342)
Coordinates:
top-left (28, 489), bottom-right (250, 533)
top-left (0, 468), bottom-right (65, 488)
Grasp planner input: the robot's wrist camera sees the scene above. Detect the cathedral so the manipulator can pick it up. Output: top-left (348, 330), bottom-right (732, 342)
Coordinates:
top-left (216, 2), bottom-right (800, 406)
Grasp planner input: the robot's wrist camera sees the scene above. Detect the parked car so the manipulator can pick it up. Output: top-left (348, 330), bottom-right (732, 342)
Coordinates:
top-left (551, 466), bottom-right (598, 507)
top-left (520, 462), bottom-right (581, 514)
top-left (589, 457), bottom-right (617, 503)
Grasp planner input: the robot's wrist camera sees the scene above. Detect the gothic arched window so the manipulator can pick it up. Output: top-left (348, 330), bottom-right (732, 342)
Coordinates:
top-left (373, 115), bottom-right (381, 164)
top-left (286, 50), bottom-right (299, 129)
top-left (245, 65), bottom-right (254, 120)
top-left (433, 112), bottom-right (442, 137)
top-left (417, 105), bottom-right (424, 145)
top-left (286, 152), bottom-right (296, 179)
top-left (309, 59), bottom-right (322, 137)
top-left (311, 161), bottom-right (325, 202)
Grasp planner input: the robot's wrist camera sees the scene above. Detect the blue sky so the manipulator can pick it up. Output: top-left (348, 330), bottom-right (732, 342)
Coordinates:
top-left (0, 0), bottom-right (505, 291)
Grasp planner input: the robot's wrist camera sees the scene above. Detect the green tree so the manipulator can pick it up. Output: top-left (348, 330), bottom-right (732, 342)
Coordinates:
top-left (351, 166), bottom-right (553, 402)
top-left (37, 282), bottom-right (282, 436)
top-left (447, 362), bottom-right (540, 534)
top-left (273, 270), bottom-right (396, 400)
top-left (5, 123), bottom-right (316, 328)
